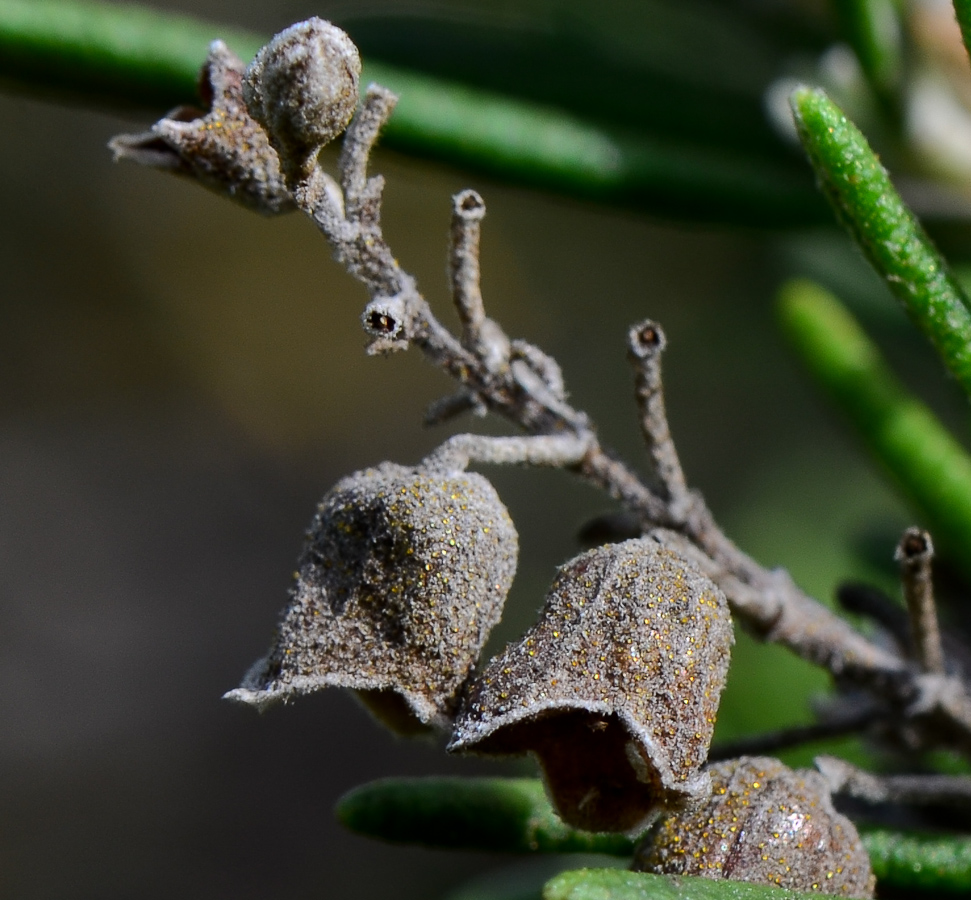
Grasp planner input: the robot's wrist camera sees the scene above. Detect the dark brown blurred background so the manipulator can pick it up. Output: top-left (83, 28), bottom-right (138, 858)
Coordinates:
top-left (0, 2), bottom-right (946, 898)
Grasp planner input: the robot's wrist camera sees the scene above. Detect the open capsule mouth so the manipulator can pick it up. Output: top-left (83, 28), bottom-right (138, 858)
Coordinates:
top-left (449, 704), bottom-right (709, 834)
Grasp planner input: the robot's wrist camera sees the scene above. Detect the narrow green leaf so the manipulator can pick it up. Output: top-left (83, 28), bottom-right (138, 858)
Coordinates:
top-left (789, 86), bottom-right (971, 400)
top-left (543, 869), bottom-right (830, 900)
top-left (954, 1), bottom-right (971, 69)
top-left (445, 858), bottom-right (624, 900)
top-left (778, 279), bottom-right (971, 576)
top-left (863, 829), bottom-right (971, 892)
top-left (831, 0), bottom-right (903, 104)
top-left (370, 61), bottom-right (821, 225)
top-left (338, 776), bottom-right (971, 892)
top-left (0, 0), bottom-right (262, 109)
top-left (0, 0), bottom-right (824, 226)
top-left (345, 13), bottom-right (787, 162)
top-left (335, 777), bottom-right (634, 856)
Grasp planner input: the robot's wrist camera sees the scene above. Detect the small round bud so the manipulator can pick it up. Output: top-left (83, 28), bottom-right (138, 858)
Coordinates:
top-left (225, 463), bottom-right (518, 734)
top-left (633, 756), bottom-right (875, 898)
top-left (244, 18), bottom-right (361, 165)
top-left (449, 538), bottom-right (733, 833)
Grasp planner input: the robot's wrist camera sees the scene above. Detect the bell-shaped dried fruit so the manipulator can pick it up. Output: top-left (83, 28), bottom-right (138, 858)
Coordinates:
top-left (449, 538), bottom-right (733, 833)
top-left (225, 463), bottom-right (518, 734)
top-left (633, 756), bottom-right (875, 898)
top-left (243, 18), bottom-right (361, 172)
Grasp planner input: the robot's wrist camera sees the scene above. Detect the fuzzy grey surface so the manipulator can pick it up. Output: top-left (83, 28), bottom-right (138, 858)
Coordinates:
top-left (227, 463), bottom-right (518, 730)
top-left (450, 537), bottom-right (733, 833)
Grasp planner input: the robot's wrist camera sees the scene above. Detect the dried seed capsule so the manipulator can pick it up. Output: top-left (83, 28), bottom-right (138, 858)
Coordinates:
top-left (244, 18), bottom-right (361, 173)
top-left (225, 462), bottom-right (518, 734)
top-left (449, 538), bottom-right (733, 833)
top-left (633, 756), bottom-right (875, 898)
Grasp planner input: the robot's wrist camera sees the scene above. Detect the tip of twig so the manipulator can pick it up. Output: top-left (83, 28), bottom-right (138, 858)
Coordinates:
top-left (896, 527), bottom-right (933, 564)
top-left (453, 189), bottom-right (486, 221)
top-left (628, 320), bottom-right (667, 359)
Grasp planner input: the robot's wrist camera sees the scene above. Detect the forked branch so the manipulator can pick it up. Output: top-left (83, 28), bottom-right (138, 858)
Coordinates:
top-left (110, 20), bottom-right (971, 756)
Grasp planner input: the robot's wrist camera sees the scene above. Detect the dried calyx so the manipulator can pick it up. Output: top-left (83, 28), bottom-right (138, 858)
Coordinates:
top-left (225, 461), bottom-right (518, 734)
top-left (633, 756), bottom-right (875, 898)
top-left (449, 538), bottom-right (733, 833)
top-left (108, 41), bottom-right (294, 215)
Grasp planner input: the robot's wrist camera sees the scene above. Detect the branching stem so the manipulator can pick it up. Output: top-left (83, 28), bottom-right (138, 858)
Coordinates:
top-left (110, 35), bottom-right (971, 758)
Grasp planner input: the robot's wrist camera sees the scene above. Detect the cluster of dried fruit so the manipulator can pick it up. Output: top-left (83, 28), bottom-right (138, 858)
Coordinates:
top-left (115, 18), bottom-right (877, 898)
top-left (226, 455), bottom-right (735, 834)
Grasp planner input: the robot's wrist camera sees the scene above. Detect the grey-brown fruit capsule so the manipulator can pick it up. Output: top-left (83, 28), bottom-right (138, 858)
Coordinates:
top-left (224, 463), bottom-right (518, 734)
top-left (243, 18), bottom-right (361, 170)
top-left (449, 538), bottom-right (733, 833)
top-left (633, 756), bottom-right (875, 898)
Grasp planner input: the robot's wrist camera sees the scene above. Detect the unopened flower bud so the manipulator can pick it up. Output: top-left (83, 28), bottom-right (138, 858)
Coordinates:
top-left (449, 538), bottom-right (733, 833)
top-left (225, 462), bottom-right (518, 734)
top-left (633, 756), bottom-right (875, 898)
top-left (244, 18), bottom-right (361, 172)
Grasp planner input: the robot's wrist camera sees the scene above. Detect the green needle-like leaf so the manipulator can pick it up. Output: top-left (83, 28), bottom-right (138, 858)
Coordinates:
top-left (789, 86), bottom-right (971, 400)
top-left (0, 0), bottom-right (262, 109)
top-left (543, 869), bottom-right (833, 900)
top-left (863, 830), bottom-right (971, 892)
top-left (336, 777), bottom-right (634, 856)
top-left (338, 776), bottom-right (971, 892)
top-left (778, 279), bottom-right (971, 575)
top-left (0, 0), bottom-right (823, 225)
top-left (831, 0), bottom-right (903, 106)
top-left (954, 1), bottom-right (971, 67)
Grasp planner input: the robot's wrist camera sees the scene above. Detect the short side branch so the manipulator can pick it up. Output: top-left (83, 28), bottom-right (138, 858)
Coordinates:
top-left (817, 755), bottom-right (971, 808)
top-left (896, 527), bottom-right (945, 675)
top-left (627, 321), bottom-right (690, 516)
top-left (421, 433), bottom-right (592, 475)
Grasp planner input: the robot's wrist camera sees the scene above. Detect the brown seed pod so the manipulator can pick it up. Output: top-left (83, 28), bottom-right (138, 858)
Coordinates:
top-left (633, 756), bottom-right (875, 898)
top-left (224, 462), bottom-right (518, 734)
top-left (448, 538), bottom-right (733, 833)
top-left (243, 18), bottom-right (361, 173)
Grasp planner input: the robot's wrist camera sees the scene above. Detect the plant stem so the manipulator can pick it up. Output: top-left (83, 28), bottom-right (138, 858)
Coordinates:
top-left (789, 86), bottom-right (971, 401)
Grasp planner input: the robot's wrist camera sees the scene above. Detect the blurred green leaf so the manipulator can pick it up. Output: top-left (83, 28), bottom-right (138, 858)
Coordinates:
top-left (445, 858), bottom-right (625, 900)
top-left (336, 775), bottom-right (971, 894)
top-left (778, 278), bottom-right (971, 578)
top-left (543, 869), bottom-right (831, 900)
top-left (344, 7), bottom-right (787, 161)
top-left (336, 777), bottom-right (634, 856)
top-left (863, 829), bottom-right (971, 892)
top-left (0, 0), bottom-right (825, 226)
top-left (831, 0), bottom-right (903, 112)
top-left (789, 86), bottom-right (971, 400)
top-left (954, 1), bottom-right (971, 68)
top-left (0, 0), bottom-right (262, 109)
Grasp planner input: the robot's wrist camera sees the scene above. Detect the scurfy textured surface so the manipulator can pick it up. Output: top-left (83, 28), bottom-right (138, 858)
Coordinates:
top-left (244, 17), bottom-right (361, 176)
top-left (226, 463), bottom-right (518, 732)
top-left (633, 756), bottom-right (875, 898)
top-left (450, 538), bottom-right (733, 832)
top-left (109, 41), bottom-right (294, 214)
